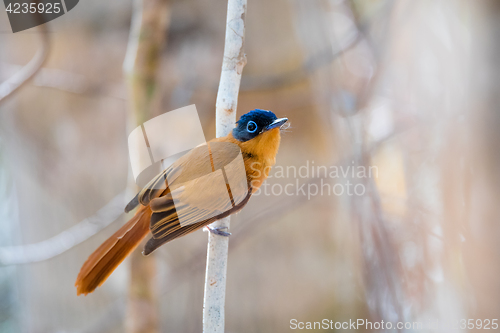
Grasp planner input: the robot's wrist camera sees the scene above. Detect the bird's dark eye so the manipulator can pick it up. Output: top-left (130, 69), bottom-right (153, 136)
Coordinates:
top-left (247, 121), bottom-right (258, 133)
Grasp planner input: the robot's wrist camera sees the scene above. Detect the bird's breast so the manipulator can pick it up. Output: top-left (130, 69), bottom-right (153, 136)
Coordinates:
top-left (214, 128), bottom-right (282, 192)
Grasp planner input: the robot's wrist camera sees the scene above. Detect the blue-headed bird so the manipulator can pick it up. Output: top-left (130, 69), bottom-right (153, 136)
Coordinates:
top-left (75, 109), bottom-right (288, 295)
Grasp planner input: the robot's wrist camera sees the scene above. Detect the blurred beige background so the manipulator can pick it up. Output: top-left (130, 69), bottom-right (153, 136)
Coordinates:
top-left (0, 0), bottom-right (499, 332)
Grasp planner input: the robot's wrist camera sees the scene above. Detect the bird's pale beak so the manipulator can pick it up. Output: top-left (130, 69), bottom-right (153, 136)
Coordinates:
top-left (264, 118), bottom-right (288, 132)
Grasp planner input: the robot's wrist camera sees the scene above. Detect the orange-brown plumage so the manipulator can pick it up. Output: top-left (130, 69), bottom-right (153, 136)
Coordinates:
top-left (76, 206), bottom-right (151, 295)
top-left (75, 110), bottom-right (287, 295)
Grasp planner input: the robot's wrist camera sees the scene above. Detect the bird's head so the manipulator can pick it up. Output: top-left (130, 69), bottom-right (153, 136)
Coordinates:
top-left (232, 109), bottom-right (288, 142)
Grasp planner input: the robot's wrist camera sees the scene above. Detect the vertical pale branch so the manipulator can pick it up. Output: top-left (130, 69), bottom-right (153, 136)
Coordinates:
top-left (123, 0), bottom-right (171, 332)
top-left (203, 0), bottom-right (247, 332)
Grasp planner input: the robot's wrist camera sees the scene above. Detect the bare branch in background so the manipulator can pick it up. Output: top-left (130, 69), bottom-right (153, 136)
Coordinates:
top-left (0, 25), bottom-right (50, 105)
top-left (337, 0), bottom-right (406, 325)
top-left (0, 191), bottom-right (126, 266)
top-left (0, 63), bottom-right (89, 94)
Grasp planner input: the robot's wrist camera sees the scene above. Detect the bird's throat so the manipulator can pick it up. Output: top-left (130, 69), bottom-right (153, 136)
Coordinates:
top-left (220, 129), bottom-right (282, 191)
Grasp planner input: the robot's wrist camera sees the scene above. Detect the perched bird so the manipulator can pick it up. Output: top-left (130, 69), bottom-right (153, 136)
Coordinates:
top-left (75, 109), bottom-right (288, 295)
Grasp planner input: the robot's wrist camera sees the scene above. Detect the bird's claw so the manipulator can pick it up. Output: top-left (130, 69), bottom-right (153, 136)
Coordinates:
top-left (205, 226), bottom-right (231, 237)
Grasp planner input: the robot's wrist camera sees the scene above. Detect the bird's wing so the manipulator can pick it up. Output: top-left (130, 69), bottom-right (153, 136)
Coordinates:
top-left (143, 185), bottom-right (252, 255)
top-left (125, 143), bottom-right (214, 212)
top-left (147, 141), bottom-right (249, 239)
top-left (125, 140), bottom-right (250, 252)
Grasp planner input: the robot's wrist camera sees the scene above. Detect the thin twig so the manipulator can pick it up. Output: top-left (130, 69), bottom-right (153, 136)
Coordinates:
top-left (203, 0), bottom-right (247, 332)
top-left (0, 25), bottom-right (50, 105)
top-left (0, 191), bottom-right (127, 266)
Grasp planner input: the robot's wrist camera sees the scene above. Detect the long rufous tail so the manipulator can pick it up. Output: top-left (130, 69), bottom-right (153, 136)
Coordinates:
top-left (75, 206), bottom-right (151, 295)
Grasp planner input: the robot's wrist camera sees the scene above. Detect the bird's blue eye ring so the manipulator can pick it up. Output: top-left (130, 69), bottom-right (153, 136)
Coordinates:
top-left (247, 121), bottom-right (258, 133)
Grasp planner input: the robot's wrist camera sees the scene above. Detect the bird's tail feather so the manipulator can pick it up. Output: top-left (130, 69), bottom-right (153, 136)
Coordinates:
top-left (75, 207), bottom-right (151, 295)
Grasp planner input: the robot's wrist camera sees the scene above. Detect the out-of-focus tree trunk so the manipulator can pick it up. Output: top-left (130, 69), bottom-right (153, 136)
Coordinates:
top-left (461, 0), bottom-right (500, 324)
top-left (293, 0), bottom-right (483, 330)
top-left (123, 0), bottom-right (171, 332)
